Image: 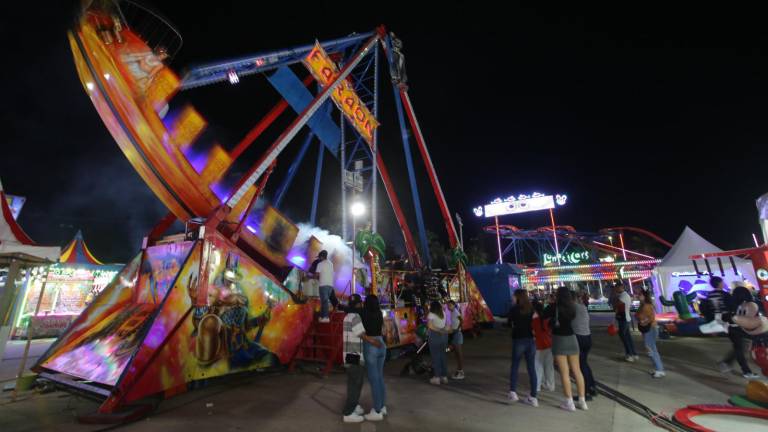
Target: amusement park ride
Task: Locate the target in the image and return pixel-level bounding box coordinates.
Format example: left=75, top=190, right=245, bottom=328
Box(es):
left=31, top=0, right=492, bottom=419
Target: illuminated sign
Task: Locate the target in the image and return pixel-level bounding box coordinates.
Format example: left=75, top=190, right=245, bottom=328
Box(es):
left=543, top=250, right=590, bottom=266
left=303, top=42, right=379, bottom=145
left=474, top=192, right=567, bottom=218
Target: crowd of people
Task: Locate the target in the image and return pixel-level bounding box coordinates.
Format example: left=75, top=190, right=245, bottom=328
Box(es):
left=331, top=248, right=765, bottom=423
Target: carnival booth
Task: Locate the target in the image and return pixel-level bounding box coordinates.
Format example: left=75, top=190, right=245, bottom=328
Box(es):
left=0, top=179, right=60, bottom=361
left=653, top=226, right=757, bottom=312
left=11, top=230, right=122, bottom=339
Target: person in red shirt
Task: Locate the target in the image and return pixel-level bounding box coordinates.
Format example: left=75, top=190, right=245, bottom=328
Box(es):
left=532, top=300, right=555, bottom=392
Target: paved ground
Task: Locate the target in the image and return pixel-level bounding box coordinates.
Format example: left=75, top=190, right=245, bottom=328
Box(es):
left=0, top=313, right=762, bottom=431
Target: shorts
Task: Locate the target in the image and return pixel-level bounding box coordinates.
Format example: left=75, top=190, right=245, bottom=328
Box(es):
left=450, top=330, right=464, bottom=346
left=552, top=334, right=579, bottom=356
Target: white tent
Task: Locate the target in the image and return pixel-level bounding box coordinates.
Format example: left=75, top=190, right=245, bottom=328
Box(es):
left=0, top=179, right=59, bottom=261
left=653, top=226, right=757, bottom=303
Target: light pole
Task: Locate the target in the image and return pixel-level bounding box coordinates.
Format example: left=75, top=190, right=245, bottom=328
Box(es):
left=350, top=202, right=366, bottom=294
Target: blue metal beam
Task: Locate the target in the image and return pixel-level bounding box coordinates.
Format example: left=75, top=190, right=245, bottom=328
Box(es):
left=384, top=35, right=430, bottom=266
left=311, top=140, right=325, bottom=225
left=273, top=133, right=314, bottom=209
left=181, top=32, right=375, bottom=89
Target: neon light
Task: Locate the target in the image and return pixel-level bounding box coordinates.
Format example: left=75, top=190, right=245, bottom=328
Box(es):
left=475, top=192, right=567, bottom=218
left=543, top=250, right=589, bottom=266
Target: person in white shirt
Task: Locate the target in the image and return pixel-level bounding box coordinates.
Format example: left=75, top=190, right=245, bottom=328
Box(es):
left=427, top=301, right=452, bottom=385
left=613, top=283, right=638, bottom=361
left=314, top=250, right=335, bottom=323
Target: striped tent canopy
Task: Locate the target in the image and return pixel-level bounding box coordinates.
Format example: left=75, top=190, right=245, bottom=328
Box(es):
left=60, top=230, right=103, bottom=265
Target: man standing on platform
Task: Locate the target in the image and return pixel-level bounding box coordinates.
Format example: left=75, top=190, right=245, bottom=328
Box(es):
left=315, top=250, right=334, bottom=323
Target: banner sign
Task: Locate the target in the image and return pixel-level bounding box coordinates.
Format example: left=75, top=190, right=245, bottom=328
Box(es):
left=303, top=42, right=379, bottom=145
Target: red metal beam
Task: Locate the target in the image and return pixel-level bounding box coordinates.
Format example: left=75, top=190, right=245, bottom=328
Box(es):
left=398, top=88, right=459, bottom=248
left=600, top=226, right=674, bottom=248
left=229, top=75, right=315, bottom=161
left=375, top=151, right=422, bottom=268
left=688, top=246, right=765, bottom=259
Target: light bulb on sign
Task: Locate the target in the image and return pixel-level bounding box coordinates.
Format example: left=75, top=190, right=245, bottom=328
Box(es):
left=473, top=206, right=484, bottom=217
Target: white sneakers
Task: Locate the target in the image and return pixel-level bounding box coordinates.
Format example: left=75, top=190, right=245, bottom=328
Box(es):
left=343, top=413, right=364, bottom=423
left=743, top=373, right=760, bottom=379
left=625, top=355, right=639, bottom=362
left=364, top=408, right=384, bottom=422
left=576, top=398, right=589, bottom=411
left=429, top=377, right=441, bottom=385
left=342, top=405, right=366, bottom=423
left=559, top=398, right=576, bottom=412
left=522, top=395, right=539, bottom=407
left=440, top=377, right=449, bottom=384
left=452, top=370, right=465, bottom=380
left=509, top=391, right=538, bottom=407
left=559, top=398, right=588, bottom=412
left=650, top=370, right=666, bottom=379
left=508, top=391, right=519, bottom=403
left=344, top=406, right=386, bottom=423
left=318, top=317, right=330, bottom=323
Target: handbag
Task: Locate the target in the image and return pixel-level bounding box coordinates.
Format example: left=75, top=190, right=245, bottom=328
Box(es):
left=345, top=353, right=361, bottom=365
left=607, top=323, right=618, bottom=336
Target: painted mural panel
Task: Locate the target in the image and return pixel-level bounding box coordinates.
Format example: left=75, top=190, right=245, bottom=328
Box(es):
left=123, top=233, right=312, bottom=403
left=37, top=254, right=146, bottom=385
left=135, top=241, right=194, bottom=304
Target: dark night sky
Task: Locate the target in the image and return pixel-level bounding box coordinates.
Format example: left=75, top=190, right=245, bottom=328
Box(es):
left=2, top=1, right=768, bottom=263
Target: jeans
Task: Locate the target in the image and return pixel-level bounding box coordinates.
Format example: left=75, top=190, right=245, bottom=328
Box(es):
left=617, top=318, right=638, bottom=356
left=429, top=330, right=449, bottom=378
left=342, top=364, right=365, bottom=416
left=534, top=348, right=555, bottom=392
left=510, top=338, right=538, bottom=397
left=723, top=327, right=752, bottom=374
left=319, top=285, right=332, bottom=318
left=576, top=334, right=595, bottom=390
left=643, top=327, right=664, bottom=372
left=363, top=337, right=387, bottom=412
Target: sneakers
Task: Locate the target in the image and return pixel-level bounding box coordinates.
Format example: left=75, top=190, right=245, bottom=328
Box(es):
left=354, top=405, right=364, bottom=415
left=718, top=362, right=732, bottom=373
left=440, top=377, right=449, bottom=384
left=559, top=398, right=576, bottom=412
left=633, top=355, right=640, bottom=361
left=452, top=370, right=465, bottom=380
left=508, top=391, right=519, bottom=403
left=318, top=317, right=330, bottom=323
left=343, top=413, right=365, bottom=423
left=576, top=398, right=589, bottom=411
left=381, top=406, right=388, bottom=416
left=522, top=395, right=539, bottom=407
left=573, top=395, right=594, bottom=402
left=544, top=384, right=556, bottom=392
left=651, top=371, right=666, bottom=379
left=625, top=355, right=636, bottom=363
left=743, top=372, right=760, bottom=379
left=363, top=409, right=384, bottom=422
left=429, top=377, right=441, bottom=385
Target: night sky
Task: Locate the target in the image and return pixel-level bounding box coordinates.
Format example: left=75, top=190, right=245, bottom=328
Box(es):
left=2, top=1, right=768, bottom=263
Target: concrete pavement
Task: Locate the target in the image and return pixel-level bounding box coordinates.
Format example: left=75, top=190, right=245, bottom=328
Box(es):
left=0, top=314, right=762, bottom=431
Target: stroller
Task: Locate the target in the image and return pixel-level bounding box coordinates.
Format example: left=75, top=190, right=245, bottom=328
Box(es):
left=399, top=337, right=433, bottom=376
